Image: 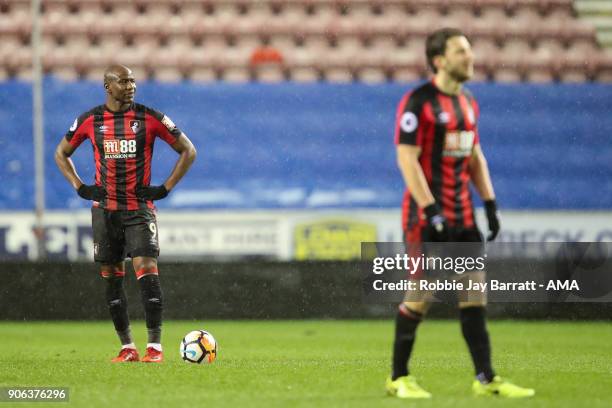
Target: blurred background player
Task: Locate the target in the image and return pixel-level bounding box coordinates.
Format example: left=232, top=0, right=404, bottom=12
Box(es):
left=386, top=28, right=534, bottom=398
left=54, top=64, right=197, bottom=363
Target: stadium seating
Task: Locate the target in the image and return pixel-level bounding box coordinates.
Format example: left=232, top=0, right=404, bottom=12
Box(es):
left=0, top=0, right=611, bottom=82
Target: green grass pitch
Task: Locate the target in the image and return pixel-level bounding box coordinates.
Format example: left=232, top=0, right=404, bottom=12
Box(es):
left=1, top=320, right=611, bottom=407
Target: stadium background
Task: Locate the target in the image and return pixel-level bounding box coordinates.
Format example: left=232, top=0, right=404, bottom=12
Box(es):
left=1, top=1, right=612, bottom=317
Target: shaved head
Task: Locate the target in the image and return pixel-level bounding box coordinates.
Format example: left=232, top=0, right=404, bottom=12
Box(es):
left=104, top=64, right=132, bottom=83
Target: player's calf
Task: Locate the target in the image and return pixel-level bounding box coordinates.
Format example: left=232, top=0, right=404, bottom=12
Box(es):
left=460, top=306, right=495, bottom=382
left=135, top=262, right=164, bottom=355
left=391, top=303, right=423, bottom=380
left=102, top=266, right=134, bottom=349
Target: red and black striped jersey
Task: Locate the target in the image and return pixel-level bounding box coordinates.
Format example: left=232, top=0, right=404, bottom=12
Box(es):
left=394, top=80, right=480, bottom=231
left=64, top=103, right=182, bottom=211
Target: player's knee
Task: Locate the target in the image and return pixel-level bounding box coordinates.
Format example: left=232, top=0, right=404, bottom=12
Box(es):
left=134, top=259, right=158, bottom=279
left=100, top=265, right=125, bottom=279
left=459, top=300, right=487, bottom=310
left=401, top=301, right=429, bottom=318
left=136, top=267, right=158, bottom=279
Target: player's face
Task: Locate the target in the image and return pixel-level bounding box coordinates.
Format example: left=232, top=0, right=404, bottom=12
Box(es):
left=107, top=72, right=136, bottom=104
left=441, top=36, right=474, bottom=82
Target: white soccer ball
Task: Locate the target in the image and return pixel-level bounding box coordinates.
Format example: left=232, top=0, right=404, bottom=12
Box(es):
left=179, top=330, right=217, bottom=364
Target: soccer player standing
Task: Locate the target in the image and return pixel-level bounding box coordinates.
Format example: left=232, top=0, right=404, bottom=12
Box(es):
left=54, top=64, right=196, bottom=363
left=386, top=29, right=534, bottom=398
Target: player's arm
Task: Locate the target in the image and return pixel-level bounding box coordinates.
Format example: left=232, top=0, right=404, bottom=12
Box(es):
left=395, top=92, right=447, bottom=239
left=396, top=144, right=447, bottom=239
left=54, top=137, right=105, bottom=201
left=163, top=133, right=197, bottom=191
left=469, top=144, right=495, bottom=201
left=137, top=133, right=197, bottom=201
left=469, top=144, right=500, bottom=240
left=54, top=138, right=82, bottom=189
left=396, top=145, right=434, bottom=208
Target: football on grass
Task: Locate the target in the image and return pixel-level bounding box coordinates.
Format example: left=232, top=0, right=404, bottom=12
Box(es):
left=180, top=330, right=217, bottom=364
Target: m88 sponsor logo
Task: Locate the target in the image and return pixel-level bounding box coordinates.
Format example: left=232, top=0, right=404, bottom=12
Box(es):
left=443, top=130, right=475, bottom=158
left=104, top=139, right=137, bottom=159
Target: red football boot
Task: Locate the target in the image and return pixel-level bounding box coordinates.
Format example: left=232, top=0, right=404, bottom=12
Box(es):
left=141, top=347, right=163, bottom=363
left=111, top=347, right=140, bottom=363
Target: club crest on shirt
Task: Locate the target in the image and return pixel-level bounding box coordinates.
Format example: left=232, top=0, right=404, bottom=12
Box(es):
left=130, top=120, right=140, bottom=133
left=161, top=115, right=177, bottom=131
left=438, top=111, right=450, bottom=124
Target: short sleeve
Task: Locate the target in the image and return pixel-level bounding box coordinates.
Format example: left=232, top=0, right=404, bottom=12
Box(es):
left=64, top=114, right=92, bottom=148
left=394, top=92, right=424, bottom=146
left=150, top=109, right=182, bottom=145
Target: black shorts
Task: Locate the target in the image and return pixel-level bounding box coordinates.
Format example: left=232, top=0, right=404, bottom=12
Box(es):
left=405, top=225, right=484, bottom=243
left=434, top=227, right=483, bottom=243
left=92, top=207, right=160, bottom=264
left=404, top=226, right=485, bottom=278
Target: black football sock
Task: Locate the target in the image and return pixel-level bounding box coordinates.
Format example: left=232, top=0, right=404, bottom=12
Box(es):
left=147, top=328, right=162, bottom=345
left=138, top=274, right=163, bottom=344
left=116, top=328, right=133, bottom=346
left=460, top=306, right=495, bottom=382
left=391, top=308, right=422, bottom=380
left=105, top=277, right=132, bottom=345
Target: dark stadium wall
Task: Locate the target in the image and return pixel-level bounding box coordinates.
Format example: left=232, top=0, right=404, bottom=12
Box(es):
left=0, top=80, right=611, bottom=210
left=1, top=261, right=611, bottom=320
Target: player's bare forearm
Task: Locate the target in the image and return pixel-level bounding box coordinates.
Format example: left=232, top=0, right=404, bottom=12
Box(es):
left=163, top=133, right=197, bottom=191
left=54, top=138, right=84, bottom=190
left=396, top=145, right=435, bottom=208
left=469, top=145, right=495, bottom=201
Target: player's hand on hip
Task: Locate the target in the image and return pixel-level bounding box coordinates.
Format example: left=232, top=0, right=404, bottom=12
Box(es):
left=484, top=199, right=500, bottom=241
left=424, top=203, right=449, bottom=242
left=77, top=184, right=106, bottom=201
left=137, top=185, right=169, bottom=201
